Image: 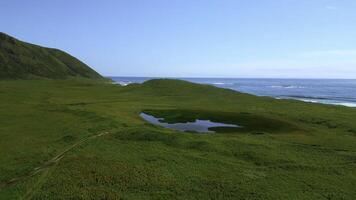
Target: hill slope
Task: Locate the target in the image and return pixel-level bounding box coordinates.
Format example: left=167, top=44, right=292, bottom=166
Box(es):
left=0, top=79, right=356, bottom=199
left=0, top=32, right=103, bottom=79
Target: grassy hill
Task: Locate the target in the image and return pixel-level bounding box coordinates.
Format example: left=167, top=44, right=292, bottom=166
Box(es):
left=0, top=78, right=356, bottom=199
left=0, top=32, right=103, bottom=79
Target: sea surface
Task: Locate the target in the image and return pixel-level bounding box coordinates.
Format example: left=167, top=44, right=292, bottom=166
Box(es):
left=109, top=77, right=356, bottom=108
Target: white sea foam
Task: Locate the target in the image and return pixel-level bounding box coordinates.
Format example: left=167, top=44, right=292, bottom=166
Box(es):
left=298, top=99, right=320, bottom=103
left=212, top=82, right=233, bottom=85
left=118, top=81, right=131, bottom=86
left=330, top=102, right=356, bottom=107
left=269, top=85, right=306, bottom=89
left=277, top=97, right=356, bottom=108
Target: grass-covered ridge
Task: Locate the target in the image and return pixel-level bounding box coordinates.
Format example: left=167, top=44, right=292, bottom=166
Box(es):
left=0, top=78, right=356, bottom=199
left=0, top=32, right=103, bottom=80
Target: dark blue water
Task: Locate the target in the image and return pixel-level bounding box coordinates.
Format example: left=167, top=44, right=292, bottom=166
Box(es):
left=109, top=77, right=356, bottom=107
left=140, top=113, right=240, bottom=133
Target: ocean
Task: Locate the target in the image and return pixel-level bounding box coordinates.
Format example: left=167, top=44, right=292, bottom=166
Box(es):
left=108, top=77, right=356, bottom=108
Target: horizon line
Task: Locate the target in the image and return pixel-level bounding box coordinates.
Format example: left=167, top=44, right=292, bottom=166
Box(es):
left=104, top=75, right=356, bottom=80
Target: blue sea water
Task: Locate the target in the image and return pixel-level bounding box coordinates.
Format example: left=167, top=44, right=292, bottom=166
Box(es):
left=109, top=77, right=356, bottom=108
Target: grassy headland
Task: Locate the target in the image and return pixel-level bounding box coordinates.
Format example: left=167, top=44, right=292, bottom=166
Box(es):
left=1, top=33, right=355, bottom=199
left=0, top=78, right=356, bottom=199
left=0, top=33, right=103, bottom=80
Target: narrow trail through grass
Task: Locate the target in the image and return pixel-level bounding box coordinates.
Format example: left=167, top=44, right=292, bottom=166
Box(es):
left=1, top=79, right=356, bottom=199
left=0, top=131, right=110, bottom=194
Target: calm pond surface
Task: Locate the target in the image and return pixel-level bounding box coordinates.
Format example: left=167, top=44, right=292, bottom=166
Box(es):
left=140, top=113, right=240, bottom=133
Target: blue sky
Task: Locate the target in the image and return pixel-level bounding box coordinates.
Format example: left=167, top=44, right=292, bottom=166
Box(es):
left=1, top=0, right=356, bottom=78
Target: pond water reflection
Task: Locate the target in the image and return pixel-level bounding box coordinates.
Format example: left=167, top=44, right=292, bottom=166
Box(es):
left=140, top=112, right=240, bottom=133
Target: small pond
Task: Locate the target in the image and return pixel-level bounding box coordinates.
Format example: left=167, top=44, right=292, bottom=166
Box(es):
left=140, top=112, right=240, bottom=133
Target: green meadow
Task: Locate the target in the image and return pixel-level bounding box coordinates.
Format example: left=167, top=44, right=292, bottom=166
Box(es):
left=0, top=78, right=356, bottom=199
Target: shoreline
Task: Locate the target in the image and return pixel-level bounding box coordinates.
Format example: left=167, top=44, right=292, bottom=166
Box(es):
left=111, top=77, right=356, bottom=108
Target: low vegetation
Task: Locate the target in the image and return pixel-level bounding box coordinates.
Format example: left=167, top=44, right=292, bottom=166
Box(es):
left=1, top=78, right=356, bottom=199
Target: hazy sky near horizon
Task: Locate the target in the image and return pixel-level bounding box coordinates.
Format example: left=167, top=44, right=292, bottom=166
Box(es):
left=1, top=0, right=356, bottom=78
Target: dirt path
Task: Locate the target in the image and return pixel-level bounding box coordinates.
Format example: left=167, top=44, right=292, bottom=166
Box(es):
left=0, top=131, right=110, bottom=192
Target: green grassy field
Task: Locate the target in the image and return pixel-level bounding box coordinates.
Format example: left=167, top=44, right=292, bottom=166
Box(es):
left=1, top=78, right=356, bottom=199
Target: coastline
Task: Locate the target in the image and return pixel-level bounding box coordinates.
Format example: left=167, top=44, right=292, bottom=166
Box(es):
left=109, top=76, right=356, bottom=108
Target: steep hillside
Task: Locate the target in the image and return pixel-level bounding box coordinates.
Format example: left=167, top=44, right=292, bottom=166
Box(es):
left=0, top=32, right=103, bottom=79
